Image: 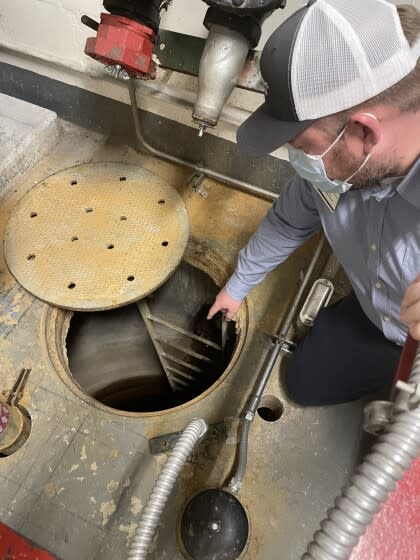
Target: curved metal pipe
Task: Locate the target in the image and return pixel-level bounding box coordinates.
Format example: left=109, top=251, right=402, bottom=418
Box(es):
left=303, top=342, right=420, bottom=560
left=128, top=78, right=278, bottom=202
left=128, top=419, right=208, bottom=560
left=229, top=235, right=326, bottom=493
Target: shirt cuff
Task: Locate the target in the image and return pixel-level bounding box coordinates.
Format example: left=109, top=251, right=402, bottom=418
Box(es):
left=225, top=272, right=252, bottom=301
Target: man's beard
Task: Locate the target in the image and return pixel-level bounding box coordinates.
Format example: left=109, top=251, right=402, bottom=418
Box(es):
left=329, top=144, right=402, bottom=189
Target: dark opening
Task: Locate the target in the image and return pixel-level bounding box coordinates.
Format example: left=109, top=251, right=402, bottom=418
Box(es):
left=257, top=395, right=283, bottom=422
left=66, top=262, right=237, bottom=412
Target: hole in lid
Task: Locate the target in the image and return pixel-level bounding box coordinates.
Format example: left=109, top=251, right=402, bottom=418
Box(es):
left=159, top=42, right=166, bottom=51
left=127, top=275, right=135, bottom=282
left=70, top=180, right=77, bottom=186
left=107, top=244, right=115, bottom=250
left=158, top=199, right=165, bottom=205
left=30, top=212, right=37, bottom=218
left=161, top=241, right=169, bottom=247
left=71, top=236, right=79, bottom=242
left=119, top=177, right=126, bottom=181
left=120, top=216, right=127, bottom=221
left=85, top=208, right=93, bottom=213
left=68, top=283, right=76, bottom=290
left=27, top=254, right=36, bottom=261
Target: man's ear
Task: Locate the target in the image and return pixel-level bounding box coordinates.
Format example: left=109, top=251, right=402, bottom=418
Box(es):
left=348, top=112, right=381, bottom=155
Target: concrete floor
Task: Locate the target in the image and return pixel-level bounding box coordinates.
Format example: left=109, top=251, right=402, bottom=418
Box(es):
left=0, top=106, right=365, bottom=559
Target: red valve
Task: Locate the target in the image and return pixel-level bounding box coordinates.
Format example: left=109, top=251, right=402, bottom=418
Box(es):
left=84, top=13, right=157, bottom=79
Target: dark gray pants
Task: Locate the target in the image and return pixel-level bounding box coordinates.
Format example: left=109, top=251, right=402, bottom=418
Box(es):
left=284, top=292, right=402, bottom=406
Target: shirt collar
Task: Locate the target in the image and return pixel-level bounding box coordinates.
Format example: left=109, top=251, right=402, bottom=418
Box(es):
left=397, top=157, right=420, bottom=209
left=354, top=158, right=420, bottom=207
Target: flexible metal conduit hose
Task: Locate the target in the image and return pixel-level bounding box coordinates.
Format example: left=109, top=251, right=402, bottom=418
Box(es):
left=127, top=79, right=278, bottom=203
left=229, top=235, right=326, bottom=492
left=303, top=342, right=420, bottom=560
left=127, top=419, right=208, bottom=560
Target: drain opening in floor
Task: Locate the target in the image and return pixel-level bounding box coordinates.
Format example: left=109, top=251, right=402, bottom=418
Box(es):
left=66, top=262, right=237, bottom=412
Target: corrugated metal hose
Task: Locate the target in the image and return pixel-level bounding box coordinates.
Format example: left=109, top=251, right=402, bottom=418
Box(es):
left=303, top=341, right=420, bottom=560
left=127, top=418, right=208, bottom=560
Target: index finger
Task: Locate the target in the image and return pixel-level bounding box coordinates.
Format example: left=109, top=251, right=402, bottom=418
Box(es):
left=401, top=273, right=420, bottom=311
left=207, top=302, right=221, bottom=320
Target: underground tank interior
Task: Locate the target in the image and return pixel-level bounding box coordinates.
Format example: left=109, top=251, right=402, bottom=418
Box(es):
left=66, top=261, right=238, bottom=413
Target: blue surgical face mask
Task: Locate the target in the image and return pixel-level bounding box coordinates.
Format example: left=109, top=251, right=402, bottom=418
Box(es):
left=287, top=115, right=375, bottom=194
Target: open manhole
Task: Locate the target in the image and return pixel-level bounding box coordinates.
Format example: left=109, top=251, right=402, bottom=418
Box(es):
left=42, top=243, right=248, bottom=416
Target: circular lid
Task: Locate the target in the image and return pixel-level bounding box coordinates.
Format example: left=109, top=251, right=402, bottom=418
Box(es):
left=4, top=162, right=189, bottom=310
left=179, top=489, right=249, bottom=560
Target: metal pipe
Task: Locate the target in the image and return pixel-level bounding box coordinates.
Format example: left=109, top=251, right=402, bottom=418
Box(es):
left=303, top=341, right=420, bottom=560
left=229, top=235, right=326, bottom=492
left=192, top=24, right=251, bottom=132
left=128, top=419, right=208, bottom=560
left=128, top=78, right=278, bottom=202
left=133, top=78, right=252, bottom=126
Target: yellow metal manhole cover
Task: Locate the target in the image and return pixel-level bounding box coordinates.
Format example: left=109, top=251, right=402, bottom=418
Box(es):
left=4, top=162, right=189, bottom=310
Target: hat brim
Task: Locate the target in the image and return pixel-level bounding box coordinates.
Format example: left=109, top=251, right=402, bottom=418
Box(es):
left=237, top=102, right=314, bottom=158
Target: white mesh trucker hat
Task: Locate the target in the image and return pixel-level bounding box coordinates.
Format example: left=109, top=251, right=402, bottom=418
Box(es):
left=238, top=0, right=420, bottom=157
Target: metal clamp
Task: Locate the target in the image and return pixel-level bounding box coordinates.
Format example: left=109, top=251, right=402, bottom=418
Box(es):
left=363, top=380, right=420, bottom=435
left=105, top=64, right=130, bottom=81
left=395, top=380, right=420, bottom=410
left=280, top=339, right=297, bottom=357
left=187, top=172, right=208, bottom=198
left=363, top=400, right=394, bottom=435
left=244, top=411, right=254, bottom=422
left=229, top=477, right=242, bottom=494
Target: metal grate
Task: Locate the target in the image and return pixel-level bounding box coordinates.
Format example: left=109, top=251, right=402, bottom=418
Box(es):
left=137, top=300, right=222, bottom=391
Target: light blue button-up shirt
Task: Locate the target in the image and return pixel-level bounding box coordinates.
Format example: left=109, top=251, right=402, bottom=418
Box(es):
left=226, top=158, right=420, bottom=346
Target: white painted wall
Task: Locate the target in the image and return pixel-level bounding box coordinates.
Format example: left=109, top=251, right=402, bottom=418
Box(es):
left=0, top=0, right=303, bottom=148
left=0, top=0, right=418, bottom=147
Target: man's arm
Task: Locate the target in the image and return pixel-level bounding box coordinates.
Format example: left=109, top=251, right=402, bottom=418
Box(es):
left=208, top=174, right=322, bottom=319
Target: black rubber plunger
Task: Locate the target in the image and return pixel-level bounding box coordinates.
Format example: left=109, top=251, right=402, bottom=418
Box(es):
left=179, top=489, right=249, bottom=560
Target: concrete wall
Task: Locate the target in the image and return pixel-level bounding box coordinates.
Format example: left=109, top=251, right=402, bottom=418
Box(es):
left=0, top=0, right=418, bottom=146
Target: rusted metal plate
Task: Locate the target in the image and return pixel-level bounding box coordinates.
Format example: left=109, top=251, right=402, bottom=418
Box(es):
left=149, top=422, right=227, bottom=454
left=4, top=162, right=189, bottom=311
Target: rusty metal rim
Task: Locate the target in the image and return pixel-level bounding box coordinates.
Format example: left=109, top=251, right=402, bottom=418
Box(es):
left=0, top=405, right=32, bottom=456
left=39, top=242, right=250, bottom=418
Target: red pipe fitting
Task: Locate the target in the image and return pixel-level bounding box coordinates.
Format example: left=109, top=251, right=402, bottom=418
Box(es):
left=85, top=13, right=157, bottom=79
left=391, top=333, right=419, bottom=399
